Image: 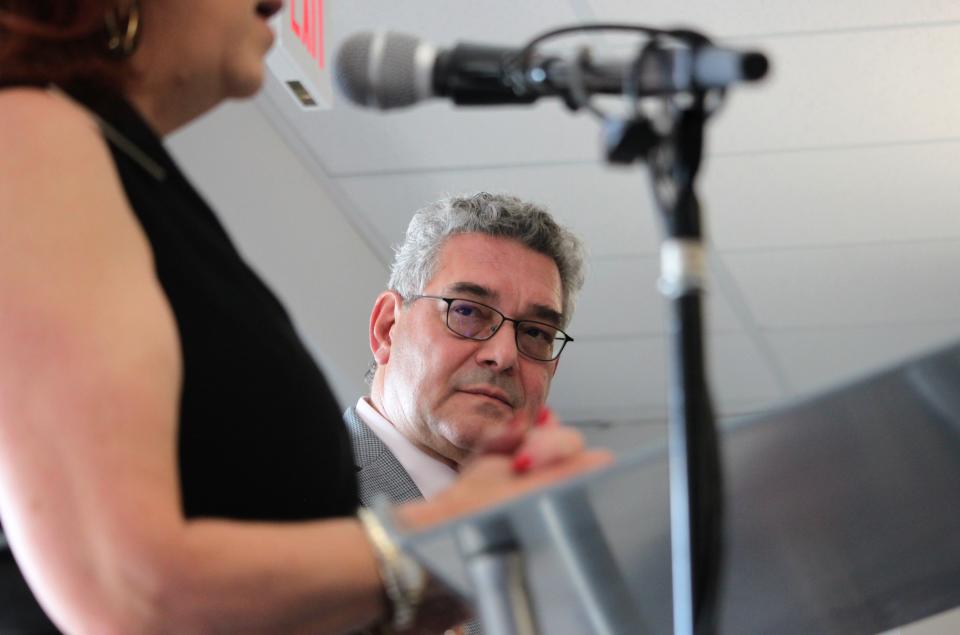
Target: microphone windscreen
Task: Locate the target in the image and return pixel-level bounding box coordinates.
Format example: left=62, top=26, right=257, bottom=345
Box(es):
left=335, top=32, right=424, bottom=109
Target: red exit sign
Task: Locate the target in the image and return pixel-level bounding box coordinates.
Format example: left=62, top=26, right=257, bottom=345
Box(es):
left=289, top=0, right=324, bottom=68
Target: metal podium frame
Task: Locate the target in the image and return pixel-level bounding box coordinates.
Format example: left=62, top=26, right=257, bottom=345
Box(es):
left=374, top=339, right=960, bottom=634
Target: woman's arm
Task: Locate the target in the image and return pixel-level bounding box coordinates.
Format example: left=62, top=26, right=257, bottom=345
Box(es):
left=0, top=89, right=387, bottom=635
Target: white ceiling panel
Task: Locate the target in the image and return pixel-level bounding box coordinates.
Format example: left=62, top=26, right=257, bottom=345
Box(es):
left=767, top=322, right=960, bottom=397
left=702, top=141, right=960, bottom=251
left=708, top=332, right=785, bottom=412
left=584, top=0, right=960, bottom=38
left=709, top=24, right=960, bottom=154
left=285, top=11, right=960, bottom=176
left=303, top=102, right=601, bottom=178
left=335, top=163, right=665, bottom=259
left=722, top=240, right=960, bottom=328
left=328, top=0, right=589, bottom=46
left=548, top=337, right=669, bottom=422
left=548, top=331, right=782, bottom=423
left=572, top=256, right=744, bottom=337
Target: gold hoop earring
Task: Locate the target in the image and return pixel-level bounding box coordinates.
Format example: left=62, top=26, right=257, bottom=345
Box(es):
left=105, top=0, right=141, bottom=58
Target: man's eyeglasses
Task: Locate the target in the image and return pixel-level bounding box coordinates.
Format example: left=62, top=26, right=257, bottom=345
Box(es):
left=411, top=295, right=574, bottom=362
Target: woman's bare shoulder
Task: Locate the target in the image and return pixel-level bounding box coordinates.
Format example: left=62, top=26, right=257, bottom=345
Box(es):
left=0, top=86, right=133, bottom=214
left=0, top=87, right=125, bottom=202
left=0, top=86, right=102, bottom=149
left=0, top=86, right=154, bottom=287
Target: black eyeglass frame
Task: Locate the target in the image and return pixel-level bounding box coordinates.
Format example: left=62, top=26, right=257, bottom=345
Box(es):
left=410, top=295, right=574, bottom=362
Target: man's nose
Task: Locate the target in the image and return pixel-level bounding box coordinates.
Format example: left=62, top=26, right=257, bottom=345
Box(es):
left=476, top=322, right=518, bottom=370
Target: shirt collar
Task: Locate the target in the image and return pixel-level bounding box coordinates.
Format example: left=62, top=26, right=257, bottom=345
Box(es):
left=355, top=397, right=457, bottom=500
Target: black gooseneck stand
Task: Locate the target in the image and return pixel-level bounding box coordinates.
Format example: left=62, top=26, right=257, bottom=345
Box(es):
left=601, top=32, right=727, bottom=635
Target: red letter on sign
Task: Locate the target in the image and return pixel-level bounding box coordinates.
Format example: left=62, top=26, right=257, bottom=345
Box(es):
left=289, top=0, right=324, bottom=68
left=290, top=0, right=300, bottom=37
left=303, top=0, right=316, bottom=58
left=314, top=0, right=325, bottom=69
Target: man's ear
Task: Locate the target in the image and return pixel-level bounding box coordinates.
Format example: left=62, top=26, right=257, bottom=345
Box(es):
left=369, top=290, right=403, bottom=365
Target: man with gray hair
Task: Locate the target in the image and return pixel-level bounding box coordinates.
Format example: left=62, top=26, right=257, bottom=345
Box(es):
left=344, top=192, right=586, bottom=508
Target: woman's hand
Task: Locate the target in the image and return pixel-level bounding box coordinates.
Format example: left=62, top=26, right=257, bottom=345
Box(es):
left=386, top=407, right=612, bottom=633
left=399, top=407, right=613, bottom=530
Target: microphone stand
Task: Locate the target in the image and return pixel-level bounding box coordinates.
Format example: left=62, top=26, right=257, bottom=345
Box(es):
left=350, top=24, right=759, bottom=634
left=604, top=51, right=725, bottom=635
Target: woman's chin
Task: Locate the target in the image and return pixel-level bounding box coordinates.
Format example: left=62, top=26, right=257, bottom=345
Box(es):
left=227, top=69, right=265, bottom=99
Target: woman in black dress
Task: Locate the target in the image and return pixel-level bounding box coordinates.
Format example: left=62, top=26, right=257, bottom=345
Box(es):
left=0, top=1, right=610, bottom=633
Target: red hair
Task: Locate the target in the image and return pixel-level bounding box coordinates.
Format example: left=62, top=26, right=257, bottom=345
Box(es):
left=0, top=0, right=128, bottom=89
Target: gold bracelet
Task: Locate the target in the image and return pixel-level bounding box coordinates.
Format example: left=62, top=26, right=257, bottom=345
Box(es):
left=358, top=507, right=427, bottom=631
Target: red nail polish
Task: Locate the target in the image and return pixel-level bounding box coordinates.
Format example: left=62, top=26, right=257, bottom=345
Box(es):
left=535, top=407, right=550, bottom=426
left=512, top=454, right=533, bottom=473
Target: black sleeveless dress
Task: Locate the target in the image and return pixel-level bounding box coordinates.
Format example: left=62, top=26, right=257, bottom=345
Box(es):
left=0, top=85, right=359, bottom=632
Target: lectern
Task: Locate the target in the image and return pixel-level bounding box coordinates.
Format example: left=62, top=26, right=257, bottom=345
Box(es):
left=373, top=339, right=960, bottom=634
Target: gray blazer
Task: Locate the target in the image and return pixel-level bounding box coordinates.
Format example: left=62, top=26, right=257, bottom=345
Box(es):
left=343, top=405, right=423, bottom=506
left=343, top=405, right=483, bottom=635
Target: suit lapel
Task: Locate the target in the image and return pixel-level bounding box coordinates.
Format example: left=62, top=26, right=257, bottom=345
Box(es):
left=343, top=406, right=424, bottom=506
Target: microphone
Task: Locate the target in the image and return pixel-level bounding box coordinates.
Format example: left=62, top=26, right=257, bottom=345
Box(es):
left=335, top=31, right=768, bottom=110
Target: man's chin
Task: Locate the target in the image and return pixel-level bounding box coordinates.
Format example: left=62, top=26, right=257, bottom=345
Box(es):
left=471, top=398, right=515, bottom=420
left=440, top=413, right=512, bottom=454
